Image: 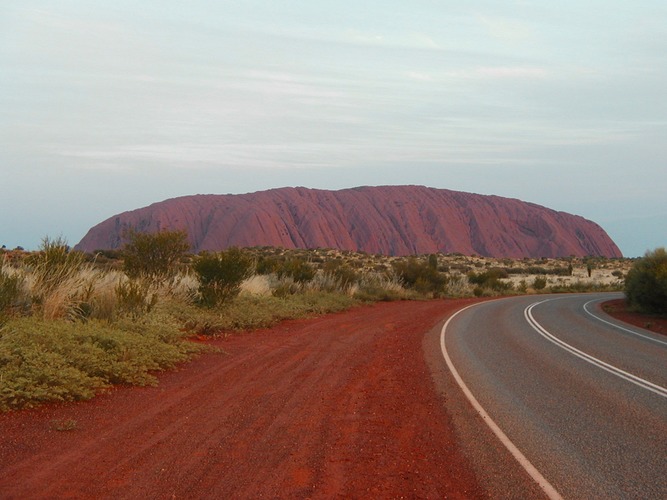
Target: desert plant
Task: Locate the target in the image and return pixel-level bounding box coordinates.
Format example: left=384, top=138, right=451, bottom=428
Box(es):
left=122, top=230, right=189, bottom=284
left=533, top=276, right=547, bottom=290
left=193, top=248, right=255, bottom=307
left=467, top=268, right=512, bottom=293
left=27, top=237, right=86, bottom=301
left=276, top=257, right=315, bottom=283
left=0, top=315, right=199, bottom=410
left=624, top=248, right=667, bottom=314
left=322, top=260, right=359, bottom=289
left=115, top=278, right=158, bottom=318
left=392, top=257, right=447, bottom=296
left=0, top=268, right=25, bottom=322
left=24, top=236, right=101, bottom=319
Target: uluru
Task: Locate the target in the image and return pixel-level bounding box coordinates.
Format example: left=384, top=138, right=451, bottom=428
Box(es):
left=75, top=185, right=622, bottom=258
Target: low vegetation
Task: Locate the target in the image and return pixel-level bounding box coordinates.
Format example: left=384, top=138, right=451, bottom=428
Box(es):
left=624, top=247, right=667, bottom=314
left=0, top=232, right=633, bottom=411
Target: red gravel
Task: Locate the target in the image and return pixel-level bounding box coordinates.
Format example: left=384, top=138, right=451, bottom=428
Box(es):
left=0, top=299, right=488, bottom=499
left=602, top=299, right=667, bottom=336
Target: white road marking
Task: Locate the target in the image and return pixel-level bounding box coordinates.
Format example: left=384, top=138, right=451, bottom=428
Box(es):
left=440, top=302, right=564, bottom=500
left=525, top=300, right=667, bottom=398
left=582, top=298, right=667, bottom=347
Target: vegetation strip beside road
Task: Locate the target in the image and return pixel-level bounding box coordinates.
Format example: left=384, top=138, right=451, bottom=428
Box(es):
left=1, top=233, right=636, bottom=411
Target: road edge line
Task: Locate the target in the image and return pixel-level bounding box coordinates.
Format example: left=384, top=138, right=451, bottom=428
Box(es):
left=440, top=302, right=564, bottom=500
left=582, top=298, right=667, bottom=347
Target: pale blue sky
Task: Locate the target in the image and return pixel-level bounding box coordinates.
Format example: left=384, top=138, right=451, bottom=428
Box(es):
left=1, top=1, right=665, bottom=256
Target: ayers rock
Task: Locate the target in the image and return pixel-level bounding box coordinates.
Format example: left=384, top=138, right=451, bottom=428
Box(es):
left=75, top=186, right=622, bottom=258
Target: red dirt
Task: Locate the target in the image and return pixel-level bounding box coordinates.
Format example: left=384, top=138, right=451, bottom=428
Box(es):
left=602, top=299, right=667, bottom=336
left=0, top=299, right=489, bottom=499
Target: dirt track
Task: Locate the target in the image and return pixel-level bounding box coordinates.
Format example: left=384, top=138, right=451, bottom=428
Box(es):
left=0, top=299, right=489, bottom=499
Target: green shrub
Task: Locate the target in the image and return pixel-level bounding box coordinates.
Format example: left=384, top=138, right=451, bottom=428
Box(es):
left=115, top=279, right=158, bottom=318
left=624, top=248, right=667, bottom=314
left=467, top=268, right=512, bottom=292
left=322, top=260, right=359, bottom=289
left=0, top=316, right=198, bottom=410
left=392, top=257, right=447, bottom=296
left=533, top=276, right=547, bottom=290
left=277, top=258, right=315, bottom=283
left=122, top=230, right=189, bottom=283
left=194, top=248, right=254, bottom=307
left=0, top=269, right=24, bottom=321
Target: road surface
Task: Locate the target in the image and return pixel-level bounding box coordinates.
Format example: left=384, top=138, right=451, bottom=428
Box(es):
left=440, top=293, right=667, bottom=499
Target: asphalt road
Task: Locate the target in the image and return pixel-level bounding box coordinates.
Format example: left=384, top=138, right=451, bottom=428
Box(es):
left=441, top=293, right=667, bottom=499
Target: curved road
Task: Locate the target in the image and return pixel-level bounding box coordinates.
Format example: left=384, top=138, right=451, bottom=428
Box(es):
left=441, top=293, right=667, bottom=499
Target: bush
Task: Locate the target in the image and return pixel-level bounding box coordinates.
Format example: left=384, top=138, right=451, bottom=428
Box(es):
left=392, top=257, right=447, bottom=296
left=533, top=277, right=547, bottom=290
left=194, top=248, right=255, bottom=307
left=625, top=248, right=667, bottom=314
left=467, top=268, right=512, bottom=292
left=115, top=279, right=158, bottom=318
left=0, top=269, right=25, bottom=322
left=277, top=258, right=316, bottom=283
left=122, top=230, right=189, bottom=283
left=322, top=260, right=359, bottom=289
left=0, top=316, right=198, bottom=410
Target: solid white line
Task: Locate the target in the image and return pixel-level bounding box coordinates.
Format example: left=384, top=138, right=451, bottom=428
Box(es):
left=525, top=301, right=667, bottom=399
left=440, top=302, right=564, bottom=500
left=582, top=299, right=667, bottom=347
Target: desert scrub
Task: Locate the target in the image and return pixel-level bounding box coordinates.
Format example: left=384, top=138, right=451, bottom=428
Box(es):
left=25, top=236, right=97, bottom=320
left=624, top=247, right=667, bottom=314
left=174, top=292, right=358, bottom=335
left=0, top=315, right=201, bottom=411
left=0, top=267, right=26, bottom=322
left=193, top=248, right=254, bottom=307
left=122, top=229, right=190, bottom=284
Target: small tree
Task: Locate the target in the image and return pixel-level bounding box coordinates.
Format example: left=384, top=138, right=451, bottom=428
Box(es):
left=194, top=248, right=254, bottom=307
left=625, top=248, right=667, bottom=314
left=122, top=230, right=189, bottom=283
left=393, top=257, right=448, bottom=296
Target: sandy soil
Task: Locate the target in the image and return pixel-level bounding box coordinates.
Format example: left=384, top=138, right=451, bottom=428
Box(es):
left=602, top=298, right=667, bottom=336
left=0, top=299, right=488, bottom=499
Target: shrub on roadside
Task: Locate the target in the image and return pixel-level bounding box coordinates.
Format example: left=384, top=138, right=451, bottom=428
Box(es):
left=193, top=248, right=255, bottom=307
left=0, top=316, right=199, bottom=410
left=122, top=230, right=189, bottom=284
left=392, top=257, right=447, bottom=296
left=624, top=248, right=667, bottom=314
left=276, top=257, right=316, bottom=283
left=0, top=268, right=25, bottom=322
left=24, top=236, right=99, bottom=320
left=115, top=278, right=158, bottom=318
left=467, top=268, right=512, bottom=293
left=533, top=276, right=547, bottom=290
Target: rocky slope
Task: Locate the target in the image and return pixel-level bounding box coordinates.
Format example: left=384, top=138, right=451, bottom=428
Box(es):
left=75, top=186, right=622, bottom=258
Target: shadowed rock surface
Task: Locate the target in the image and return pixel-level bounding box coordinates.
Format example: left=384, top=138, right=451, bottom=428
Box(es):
left=75, top=185, right=622, bottom=257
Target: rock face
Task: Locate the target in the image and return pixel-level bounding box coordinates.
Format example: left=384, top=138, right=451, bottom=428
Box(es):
left=75, top=186, right=622, bottom=258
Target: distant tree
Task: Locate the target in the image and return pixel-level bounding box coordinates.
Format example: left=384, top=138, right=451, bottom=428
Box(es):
left=122, top=230, right=189, bottom=283
left=624, top=248, right=667, bottom=314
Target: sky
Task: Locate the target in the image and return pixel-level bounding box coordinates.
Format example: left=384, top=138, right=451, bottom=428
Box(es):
left=1, top=1, right=665, bottom=257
